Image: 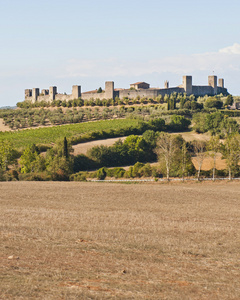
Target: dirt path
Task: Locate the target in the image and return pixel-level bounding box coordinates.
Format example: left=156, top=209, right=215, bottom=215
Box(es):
left=73, top=136, right=127, bottom=155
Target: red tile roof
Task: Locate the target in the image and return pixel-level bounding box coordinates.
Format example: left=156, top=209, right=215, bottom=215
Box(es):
left=131, top=82, right=149, bottom=85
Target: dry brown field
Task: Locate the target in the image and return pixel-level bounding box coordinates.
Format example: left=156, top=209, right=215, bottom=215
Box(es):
left=72, top=137, right=127, bottom=156
left=0, top=118, right=11, bottom=132
left=1, top=181, right=240, bottom=299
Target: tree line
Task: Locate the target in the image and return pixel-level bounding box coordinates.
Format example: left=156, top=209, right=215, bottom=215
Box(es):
left=1, top=130, right=240, bottom=182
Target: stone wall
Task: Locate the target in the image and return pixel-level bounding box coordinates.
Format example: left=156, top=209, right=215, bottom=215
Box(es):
left=157, top=87, right=185, bottom=96
left=192, top=86, right=213, bottom=97
left=24, top=75, right=229, bottom=103
left=117, top=89, right=158, bottom=99
left=81, top=92, right=109, bottom=101
left=54, top=94, right=74, bottom=101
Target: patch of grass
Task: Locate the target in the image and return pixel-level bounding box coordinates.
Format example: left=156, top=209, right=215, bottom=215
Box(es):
left=0, top=119, right=138, bottom=149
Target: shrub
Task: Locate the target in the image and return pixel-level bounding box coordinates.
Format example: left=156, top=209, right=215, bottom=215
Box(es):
left=96, top=167, right=107, bottom=180
left=168, top=115, right=191, bottom=131
left=204, top=97, right=223, bottom=109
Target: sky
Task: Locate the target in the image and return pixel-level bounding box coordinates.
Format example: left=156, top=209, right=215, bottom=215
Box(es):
left=0, top=0, right=240, bottom=106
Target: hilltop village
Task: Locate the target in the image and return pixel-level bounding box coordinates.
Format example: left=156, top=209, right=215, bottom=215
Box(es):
left=24, top=75, right=228, bottom=103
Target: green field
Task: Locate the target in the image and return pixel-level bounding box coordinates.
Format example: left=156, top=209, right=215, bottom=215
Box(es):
left=0, top=119, right=138, bottom=149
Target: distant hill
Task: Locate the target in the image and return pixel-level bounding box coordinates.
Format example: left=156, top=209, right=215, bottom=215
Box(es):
left=0, top=106, right=17, bottom=110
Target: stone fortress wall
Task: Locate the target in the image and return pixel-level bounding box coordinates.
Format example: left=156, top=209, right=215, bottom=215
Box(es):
left=24, top=75, right=228, bottom=103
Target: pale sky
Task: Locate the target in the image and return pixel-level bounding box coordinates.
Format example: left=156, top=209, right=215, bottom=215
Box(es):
left=0, top=0, right=240, bottom=106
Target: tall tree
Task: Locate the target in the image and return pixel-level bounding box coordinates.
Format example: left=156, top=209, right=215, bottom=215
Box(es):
left=192, top=140, right=206, bottom=181
left=207, top=136, right=221, bottom=181
left=221, top=133, right=240, bottom=180
left=0, top=141, right=18, bottom=171
left=63, top=137, right=69, bottom=159
left=46, top=137, right=73, bottom=180
left=181, top=141, right=188, bottom=181
left=155, top=133, right=178, bottom=181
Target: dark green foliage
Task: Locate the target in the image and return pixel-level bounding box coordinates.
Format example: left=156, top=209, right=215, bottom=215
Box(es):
left=167, top=98, right=176, bottom=110
left=142, top=130, right=158, bottom=148
left=168, top=115, right=191, bottom=132
left=87, top=132, right=158, bottom=168
left=73, top=154, right=98, bottom=172
left=225, top=94, right=233, bottom=106
left=63, top=137, right=69, bottom=159
left=193, top=112, right=239, bottom=136
left=96, top=167, right=107, bottom=180
left=107, top=167, right=126, bottom=178
left=204, top=97, right=223, bottom=109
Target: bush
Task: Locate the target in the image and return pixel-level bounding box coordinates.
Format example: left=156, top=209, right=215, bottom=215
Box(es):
left=96, top=167, right=107, bottom=180
left=113, top=167, right=126, bottom=178
left=70, top=172, right=87, bottom=181
left=204, top=97, right=223, bottom=109
left=168, top=115, right=191, bottom=131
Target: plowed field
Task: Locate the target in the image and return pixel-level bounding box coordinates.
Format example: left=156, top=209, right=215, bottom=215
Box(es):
left=1, top=181, right=239, bottom=299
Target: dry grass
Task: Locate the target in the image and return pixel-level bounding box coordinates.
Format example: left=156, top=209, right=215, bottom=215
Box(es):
left=1, top=181, right=240, bottom=299
left=73, top=137, right=127, bottom=156
left=174, top=131, right=211, bottom=142
left=192, top=153, right=227, bottom=171
left=0, top=118, right=11, bottom=132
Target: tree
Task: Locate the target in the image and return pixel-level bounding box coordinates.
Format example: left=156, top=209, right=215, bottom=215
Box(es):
left=19, top=146, right=39, bottom=173
left=192, top=140, right=206, bottom=180
left=207, top=136, right=221, bottom=181
left=221, top=133, right=240, bottom=180
left=193, top=113, right=208, bottom=133
left=180, top=141, right=188, bottom=181
left=204, top=97, right=223, bottom=109
left=225, top=94, right=233, bottom=106
left=155, top=133, right=179, bottom=181
left=63, top=137, right=69, bottom=159
left=46, top=138, right=74, bottom=180
left=0, top=141, right=18, bottom=171
left=169, top=115, right=191, bottom=132
left=97, top=87, right=103, bottom=93
left=97, top=167, right=107, bottom=180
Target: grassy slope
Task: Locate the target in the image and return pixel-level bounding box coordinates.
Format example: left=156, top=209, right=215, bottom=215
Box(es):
left=0, top=119, right=138, bottom=149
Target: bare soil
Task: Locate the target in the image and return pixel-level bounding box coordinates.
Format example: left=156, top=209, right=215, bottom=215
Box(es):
left=1, top=181, right=239, bottom=299
left=73, top=136, right=127, bottom=155
left=192, top=153, right=227, bottom=170
left=0, top=118, right=11, bottom=132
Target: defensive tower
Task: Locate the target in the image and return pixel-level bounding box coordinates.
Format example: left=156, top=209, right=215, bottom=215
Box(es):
left=72, top=85, right=81, bottom=99
left=218, top=78, right=224, bottom=88
left=49, top=86, right=57, bottom=101
left=105, top=81, right=114, bottom=99
left=208, top=75, right=217, bottom=95
left=182, top=76, right=192, bottom=95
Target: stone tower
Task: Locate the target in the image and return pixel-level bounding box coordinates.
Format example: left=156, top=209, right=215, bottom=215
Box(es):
left=105, top=81, right=114, bottom=99
left=182, top=76, right=192, bottom=95
left=208, top=76, right=217, bottom=95
left=72, top=85, right=81, bottom=99
left=49, top=86, right=57, bottom=101
left=218, top=78, right=224, bottom=88
left=32, top=88, right=39, bottom=102
left=164, top=80, right=169, bottom=88
left=25, top=89, right=32, bottom=98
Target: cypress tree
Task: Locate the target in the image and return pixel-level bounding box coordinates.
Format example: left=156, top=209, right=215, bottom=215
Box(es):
left=63, top=137, right=69, bottom=159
